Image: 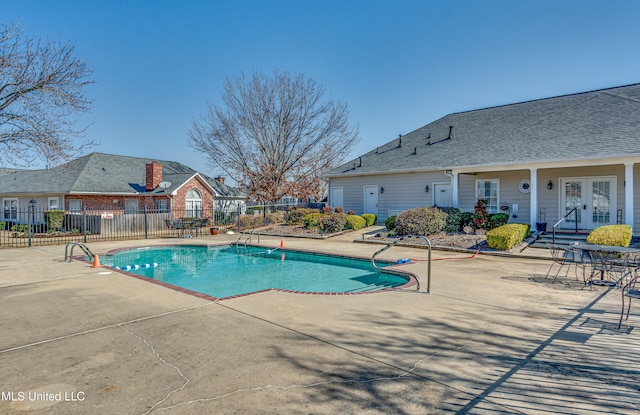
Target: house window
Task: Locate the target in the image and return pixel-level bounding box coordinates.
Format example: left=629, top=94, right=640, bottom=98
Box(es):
left=3, top=198, right=18, bottom=221
left=68, top=199, right=82, bottom=214
left=48, top=197, right=60, bottom=210
left=125, top=199, right=139, bottom=214
left=156, top=199, right=168, bottom=212
left=186, top=189, right=202, bottom=217
left=476, top=180, right=499, bottom=213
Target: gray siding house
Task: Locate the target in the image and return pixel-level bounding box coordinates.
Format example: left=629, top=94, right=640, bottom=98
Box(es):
left=325, top=83, right=640, bottom=232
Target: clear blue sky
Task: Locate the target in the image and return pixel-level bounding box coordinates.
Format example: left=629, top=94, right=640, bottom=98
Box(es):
left=2, top=0, right=640, bottom=180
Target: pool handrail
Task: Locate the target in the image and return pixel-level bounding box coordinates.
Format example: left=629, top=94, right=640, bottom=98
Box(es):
left=65, top=242, right=95, bottom=262
left=371, top=235, right=432, bottom=294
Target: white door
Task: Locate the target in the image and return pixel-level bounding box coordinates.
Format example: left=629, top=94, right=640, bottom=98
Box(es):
left=434, top=183, right=452, bottom=207
left=560, top=177, right=615, bottom=229
left=331, top=187, right=344, bottom=210
left=363, top=185, right=378, bottom=217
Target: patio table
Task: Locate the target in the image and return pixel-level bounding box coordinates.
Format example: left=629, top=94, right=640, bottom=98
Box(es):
left=572, top=244, right=639, bottom=287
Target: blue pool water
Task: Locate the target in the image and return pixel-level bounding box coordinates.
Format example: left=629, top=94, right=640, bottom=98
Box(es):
left=101, top=245, right=408, bottom=298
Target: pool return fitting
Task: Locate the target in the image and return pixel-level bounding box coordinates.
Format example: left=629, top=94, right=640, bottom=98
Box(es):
left=371, top=235, right=432, bottom=294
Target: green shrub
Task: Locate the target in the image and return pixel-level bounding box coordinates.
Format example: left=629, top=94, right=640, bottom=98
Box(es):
left=361, top=213, right=377, bottom=227
left=318, top=213, right=347, bottom=233
left=0, top=222, right=5, bottom=230
left=586, top=224, right=632, bottom=247
left=488, top=213, right=509, bottom=230
left=395, top=207, right=448, bottom=236
left=486, top=223, right=530, bottom=250
left=285, top=207, right=318, bottom=225
left=345, top=215, right=366, bottom=230
left=44, top=210, right=65, bottom=231
left=385, top=215, right=397, bottom=230
left=438, top=207, right=463, bottom=233
left=460, top=212, right=474, bottom=228
left=303, top=212, right=324, bottom=229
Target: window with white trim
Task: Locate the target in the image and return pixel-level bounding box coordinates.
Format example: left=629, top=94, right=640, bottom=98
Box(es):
left=186, top=189, right=202, bottom=217
left=124, top=199, right=139, bottom=214
left=3, top=198, right=18, bottom=220
left=48, top=197, right=60, bottom=210
left=68, top=199, right=82, bottom=214
left=476, top=180, right=499, bottom=214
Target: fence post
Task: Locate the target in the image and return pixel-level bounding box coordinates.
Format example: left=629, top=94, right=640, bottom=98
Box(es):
left=83, top=206, right=88, bottom=243
left=28, top=204, right=33, bottom=247
left=237, top=203, right=241, bottom=232
left=144, top=205, right=149, bottom=239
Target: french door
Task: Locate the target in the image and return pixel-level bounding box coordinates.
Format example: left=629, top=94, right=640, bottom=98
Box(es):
left=560, top=177, right=616, bottom=229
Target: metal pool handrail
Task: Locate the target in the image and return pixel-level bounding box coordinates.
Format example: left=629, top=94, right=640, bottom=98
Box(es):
left=371, top=235, right=432, bottom=294
left=65, top=242, right=95, bottom=262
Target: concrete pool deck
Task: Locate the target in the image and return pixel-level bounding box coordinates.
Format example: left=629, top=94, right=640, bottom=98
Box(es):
left=0, top=230, right=639, bottom=414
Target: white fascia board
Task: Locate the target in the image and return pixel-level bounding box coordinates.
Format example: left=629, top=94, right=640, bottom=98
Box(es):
left=170, top=173, right=217, bottom=196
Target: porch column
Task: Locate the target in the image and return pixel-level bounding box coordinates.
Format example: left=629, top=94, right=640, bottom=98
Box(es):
left=530, top=168, right=538, bottom=228
left=625, top=163, right=634, bottom=228
left=450, top=171, right=459, bottom=208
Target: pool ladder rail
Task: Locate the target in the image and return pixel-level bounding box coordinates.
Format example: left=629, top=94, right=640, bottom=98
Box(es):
left=371, top=235, right=432, bottom=294
left=65, top=242, right=96, bottom=262
left=234, top=229, right=261, bottom=252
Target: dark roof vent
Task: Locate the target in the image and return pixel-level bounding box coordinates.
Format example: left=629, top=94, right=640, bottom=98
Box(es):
left=426, top=133, right=431, bottom=145
left=412, top=147, right=417, bottom=155
left=358, top=157, right=362, bottom=167
left=448, top=125, right=453, bottom=139
left=398, top=134, right=402, bottom=147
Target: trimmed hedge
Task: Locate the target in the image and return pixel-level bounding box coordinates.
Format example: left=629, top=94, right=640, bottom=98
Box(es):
left=345, top=215, right=367, bottom=230
left=318, top=213, right=347, bottom=233
left=438, top=207, right=463, bottom=233
left=586, top=224, right=632, bottom=247
left=361, top=213, right=377, bottom=227
left=486, top=223, right=531, bottom=250
left=395, top=207, right=448, bottom=236
left=303, top=212, right=324, bottom=229
left=285, top=208, right=318, bottom=225
left=385, top=215, right=397, bottom=230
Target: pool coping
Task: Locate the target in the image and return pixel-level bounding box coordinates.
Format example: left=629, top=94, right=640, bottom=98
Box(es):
left=75, top=242, right=419, bottom=301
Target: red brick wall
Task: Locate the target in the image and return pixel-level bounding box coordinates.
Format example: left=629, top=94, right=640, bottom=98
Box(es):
left=172, top=176, right=215, bottom=214
left=65, top=195, right=171, bottom=212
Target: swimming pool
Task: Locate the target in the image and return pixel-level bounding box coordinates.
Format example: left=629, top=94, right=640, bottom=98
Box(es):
left=101, top=245, right=411, bottom=299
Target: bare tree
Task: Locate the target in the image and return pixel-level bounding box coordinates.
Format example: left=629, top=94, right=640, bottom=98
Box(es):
left=189, top=70, right=359, bottom=202
left=0, top=22, right=95, bottom=167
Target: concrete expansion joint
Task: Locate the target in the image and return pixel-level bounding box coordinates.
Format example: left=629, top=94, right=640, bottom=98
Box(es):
left=154, top=322, right=491, bottom=412
left=117, top=325, right=190, bottom=415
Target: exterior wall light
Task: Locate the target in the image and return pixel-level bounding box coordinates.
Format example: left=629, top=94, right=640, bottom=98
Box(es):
left=425, top=185, right=430, bottom=192
left=547, top=180, right=553, bottom=190
left=380, top=187, right=384, bottom=194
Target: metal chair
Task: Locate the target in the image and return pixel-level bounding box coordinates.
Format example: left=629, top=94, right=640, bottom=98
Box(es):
left=546, top=244, right=576, bottom=283
left=587, top=250, right=630, bottom=287
left=619, top=274, right=640, bottom=329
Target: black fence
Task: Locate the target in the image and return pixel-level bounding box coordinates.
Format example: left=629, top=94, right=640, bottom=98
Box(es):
left=0, top=205, right=241, bottom=248
left=0, top=202, right=329, bottom=248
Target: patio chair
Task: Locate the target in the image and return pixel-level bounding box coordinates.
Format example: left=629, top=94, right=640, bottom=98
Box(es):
left=567, top=241, right=591, bottom=284
left=546, top=244, right=578, bottom=283
left=165, top=219, right=185, bottom=237
left=587, top=250, right=631, bottom=287
left=619, top=275, right=640, bottom=329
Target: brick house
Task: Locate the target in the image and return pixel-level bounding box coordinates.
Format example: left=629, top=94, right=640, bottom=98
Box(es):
left=0, top=152, right=245, bottom=225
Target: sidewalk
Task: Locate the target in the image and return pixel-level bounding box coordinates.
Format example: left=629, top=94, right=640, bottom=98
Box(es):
left=0, top=231, right=638, bottom=414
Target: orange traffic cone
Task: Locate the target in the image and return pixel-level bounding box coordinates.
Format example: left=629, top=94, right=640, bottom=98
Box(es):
left=92, top=255, right=101, bottom=268
left=280, top=239, right=285, bottom=248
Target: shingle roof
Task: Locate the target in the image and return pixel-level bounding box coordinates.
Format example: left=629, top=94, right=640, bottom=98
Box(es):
left=0, top=152, right=245, bottom=198
left=326, top=83, right=640, bottom=177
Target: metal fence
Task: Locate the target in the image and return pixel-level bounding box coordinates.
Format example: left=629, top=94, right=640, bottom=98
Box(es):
left=0, top=202, right=328, bottom=248
left=0, top=205, right=242, bottom=248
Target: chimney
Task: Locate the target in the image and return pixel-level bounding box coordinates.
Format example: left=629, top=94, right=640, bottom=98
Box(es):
left=214, top=176, right=225, bottom=185
left=146, top=161, right=163, bottom=191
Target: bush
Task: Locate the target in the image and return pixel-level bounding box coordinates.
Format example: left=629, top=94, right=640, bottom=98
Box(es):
left=303, top=212, right=324, bottom=229
left=239, top=214, right=263, bottom=228
left=486, top=223, right=531, bottom=250
left=586, top=224, right=632, bottom=247
left=472, top=199, right=490, bottom=230
left=395, top=207, right=448, bottom=236
left=385, top=215, right=397, bottom=230
left=334, top=206, right=344, bottom=213
left=361, top=213, right=377, bottom=227
left=438, top=207, right=463, bottom=233
left=0, top=222, right=5, bottom=230
left=318, top=213, right=347, bottom=233
left=488, top=213, right=509, bottom=230
left=460, top=212, right=474, bottom=228
left=285, top=207, right=318, bottom=225
left=345, top=215, right=366, bottom=230
left=321, top=206, right=333, bottom=214
left=266, top=211, right=285, bottom=224
left=347, top=210, right=356, bottom=215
